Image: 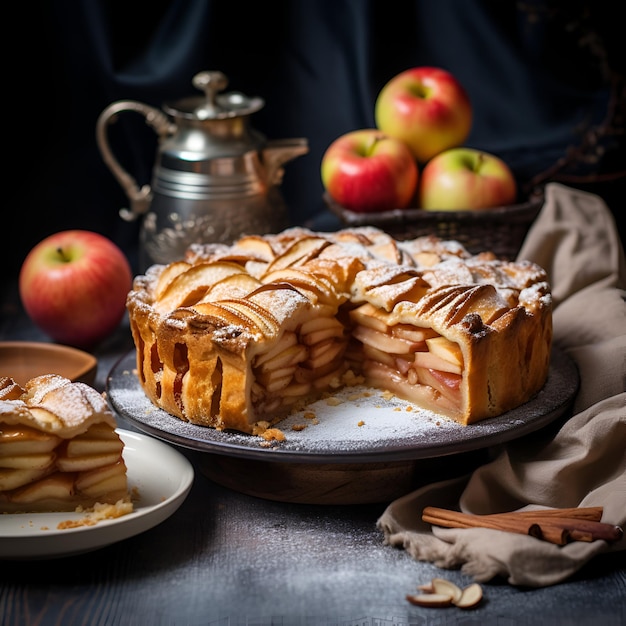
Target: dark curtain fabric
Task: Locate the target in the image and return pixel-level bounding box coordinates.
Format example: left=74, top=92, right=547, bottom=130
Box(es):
left=9, top=0, right=625, bottom=276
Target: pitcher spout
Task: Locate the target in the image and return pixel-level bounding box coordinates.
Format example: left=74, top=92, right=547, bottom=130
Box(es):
left=263, top=138, right=309, bottom=186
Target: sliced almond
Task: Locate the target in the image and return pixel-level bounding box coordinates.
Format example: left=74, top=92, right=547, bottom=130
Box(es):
left=454, top=583, right=483, bottom=609
left=409, top=577, right=482, bottom=610
left=406, top=593, right=453, bottom=608
left=431, top=577, right=463, bottom=604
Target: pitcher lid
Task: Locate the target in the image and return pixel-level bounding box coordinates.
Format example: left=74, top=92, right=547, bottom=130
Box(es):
left=164, top=70, right=264, bottom=120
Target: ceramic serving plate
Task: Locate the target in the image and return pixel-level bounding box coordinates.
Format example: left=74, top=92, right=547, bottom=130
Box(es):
left=0, top=430, right=194, bottom=559
left=107, top=347, right=579, bottom=464
left=106, top=347, right=578, bottom=504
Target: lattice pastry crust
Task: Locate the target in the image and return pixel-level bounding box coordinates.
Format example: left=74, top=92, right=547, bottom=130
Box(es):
left=127, top=227, right=552, bottom=435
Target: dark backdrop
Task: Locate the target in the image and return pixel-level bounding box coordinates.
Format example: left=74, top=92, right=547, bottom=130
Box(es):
left=8, top=0, right=625, bottom=278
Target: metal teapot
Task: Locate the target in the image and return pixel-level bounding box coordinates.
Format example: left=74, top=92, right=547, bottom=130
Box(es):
left=96, top=70, right=309, bottom=270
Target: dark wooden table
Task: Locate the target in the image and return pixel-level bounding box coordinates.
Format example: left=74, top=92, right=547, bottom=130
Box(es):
left=1, top=280, right=625, bottom=626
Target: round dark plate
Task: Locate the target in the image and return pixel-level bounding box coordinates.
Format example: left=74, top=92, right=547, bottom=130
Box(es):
left=106, top=347, right=578, bottom=465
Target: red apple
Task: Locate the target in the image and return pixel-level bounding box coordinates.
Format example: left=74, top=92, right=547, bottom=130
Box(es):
left=375, top=66, right=472, bottom=163
left=321, top=129, right=419, bottom=212
left=418, top=147, right=518, bottom=211
left=19, top=230, right=133, bottom=349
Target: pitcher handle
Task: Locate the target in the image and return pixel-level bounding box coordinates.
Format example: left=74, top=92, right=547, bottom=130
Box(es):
left=96, top=100, right=175, bottom=221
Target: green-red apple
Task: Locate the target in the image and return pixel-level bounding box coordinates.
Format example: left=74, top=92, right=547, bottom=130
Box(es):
left=375, top=66, right=472, bottom=163
left=321, top=129, right=419, bottom=212
left=418, top=147, right=518, bottom=211
left=19, top=230, right=133, bottom=349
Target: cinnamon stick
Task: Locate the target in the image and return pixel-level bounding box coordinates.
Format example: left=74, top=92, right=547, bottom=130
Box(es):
left=510, top=507, right=603, bottom=522
left=422, top=506, right=623, bottom=546
left=422, top=508, right=540, bottom=537
left=536, top=518, right=623, bottom=543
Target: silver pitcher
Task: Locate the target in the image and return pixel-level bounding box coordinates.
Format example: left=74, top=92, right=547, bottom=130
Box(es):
left=96, top=70, right=309, bottom=270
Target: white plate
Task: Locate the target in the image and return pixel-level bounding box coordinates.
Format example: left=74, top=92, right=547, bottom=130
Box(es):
left=0, top=430, right=194, bottom=560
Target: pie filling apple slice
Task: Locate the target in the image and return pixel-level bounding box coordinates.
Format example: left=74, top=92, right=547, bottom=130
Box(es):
left=349, top=304, right=464, bottom=414
left=251, top=312, right=349, bottom=417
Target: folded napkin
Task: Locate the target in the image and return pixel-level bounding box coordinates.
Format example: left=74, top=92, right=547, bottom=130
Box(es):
left=377, top=182, right=626, bottom=587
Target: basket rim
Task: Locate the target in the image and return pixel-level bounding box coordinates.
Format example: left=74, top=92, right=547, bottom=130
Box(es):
left=323, top=190, right=545, bottom=227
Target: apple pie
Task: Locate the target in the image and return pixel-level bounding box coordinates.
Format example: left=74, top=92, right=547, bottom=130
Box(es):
left=127, top=226, right=552, bottom=435
left=0, top=374, right=132, bottom=513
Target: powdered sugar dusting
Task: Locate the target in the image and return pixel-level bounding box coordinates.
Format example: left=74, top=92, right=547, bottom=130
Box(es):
left=273, top=386, right=460, bottom=451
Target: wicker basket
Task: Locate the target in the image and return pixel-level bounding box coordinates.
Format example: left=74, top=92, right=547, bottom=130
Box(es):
left=324, top=191, right=544, bottom=260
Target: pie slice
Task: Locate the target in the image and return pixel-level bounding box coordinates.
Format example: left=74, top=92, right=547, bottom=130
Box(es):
left=0, top=374, right=132, bottom=514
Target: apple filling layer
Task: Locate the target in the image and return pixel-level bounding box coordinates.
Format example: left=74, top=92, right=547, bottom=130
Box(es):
left=0, top=375, right=132, bottom=513
left=350, top=303, right=462, bottom=414
left=127, top=226, right=552, bottom=434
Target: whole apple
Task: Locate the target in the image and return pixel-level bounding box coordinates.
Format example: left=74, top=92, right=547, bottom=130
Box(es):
left=375, top=66, right=472, bottom=163
left=19, top=230, right=133, bottom=349
left=321, top=128, right=418, bottom=212
left=418, top=147, right=518, bottom=211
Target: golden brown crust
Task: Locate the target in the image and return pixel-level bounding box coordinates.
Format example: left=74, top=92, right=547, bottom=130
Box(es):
left=0, top=375, right=131, bottom=513
left=127, top=227, right=552, bottom=433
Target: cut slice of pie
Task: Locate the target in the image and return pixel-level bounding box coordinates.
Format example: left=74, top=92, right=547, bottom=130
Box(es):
left=0, top=374, right=132, bottom=514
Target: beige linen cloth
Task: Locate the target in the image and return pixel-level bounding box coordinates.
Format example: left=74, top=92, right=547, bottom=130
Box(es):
left=377, top=182, right=626, bottom=587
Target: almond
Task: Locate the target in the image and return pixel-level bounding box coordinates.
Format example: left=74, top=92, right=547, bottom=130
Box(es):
left=406, top=593, right=453, bottom=608
left=408, top=578, right=483, bottom=610
left=431, top=577, right=463, bottom=604
left=454, top=583, right=483, bottom=609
